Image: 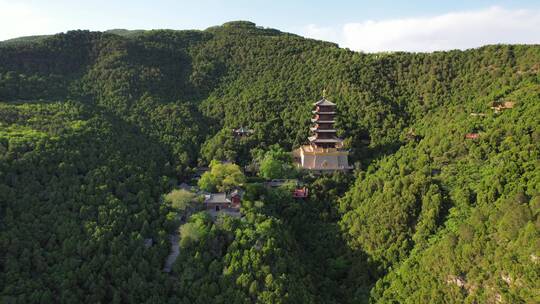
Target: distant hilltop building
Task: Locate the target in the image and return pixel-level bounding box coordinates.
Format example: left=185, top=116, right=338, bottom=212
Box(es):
left=490, top=100, right=515, bottom=113
left=293, top=97, right=353, bottom=172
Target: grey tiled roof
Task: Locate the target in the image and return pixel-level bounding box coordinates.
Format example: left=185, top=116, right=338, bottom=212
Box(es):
left=204, top=193, right=231, bottom=204
left=313, top=98, right=336, bottom=106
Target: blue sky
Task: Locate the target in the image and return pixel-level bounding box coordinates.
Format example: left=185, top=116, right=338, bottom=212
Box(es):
left=1, top=0, right=539, bottom=51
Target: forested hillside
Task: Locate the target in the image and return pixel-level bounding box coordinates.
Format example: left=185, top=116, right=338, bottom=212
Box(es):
left=0, top=21, right=538, bottom=303
left=0, top=102, right=179, bottom=302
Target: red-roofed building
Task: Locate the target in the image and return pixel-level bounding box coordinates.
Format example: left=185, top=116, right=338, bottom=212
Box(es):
left=465, top=133, right=480, bottom=140
left=293, top=187, right=309, bottom=199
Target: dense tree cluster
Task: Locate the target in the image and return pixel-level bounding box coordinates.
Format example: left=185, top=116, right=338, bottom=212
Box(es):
left=0, top=102, right=178, bottom=302
left=170, top=203, right=316, bottom=303
left=359, top=87, right=540, bottom=303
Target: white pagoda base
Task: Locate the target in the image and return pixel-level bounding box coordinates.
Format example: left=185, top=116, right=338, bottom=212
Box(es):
left=293, top=145, right=353, bottom=172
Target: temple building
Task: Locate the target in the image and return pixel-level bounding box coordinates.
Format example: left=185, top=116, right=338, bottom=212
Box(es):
left=293, top=97, right=353, bottom=172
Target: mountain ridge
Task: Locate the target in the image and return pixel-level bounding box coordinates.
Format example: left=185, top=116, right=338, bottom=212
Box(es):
left=0, top=21, right=538, bottom=303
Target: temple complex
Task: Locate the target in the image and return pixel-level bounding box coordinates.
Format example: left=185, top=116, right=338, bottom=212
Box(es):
left=293, top=97, right=353, bottom=172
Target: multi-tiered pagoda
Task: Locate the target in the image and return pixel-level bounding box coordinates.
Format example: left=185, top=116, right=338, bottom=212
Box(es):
left=293, top=97, right=353, bottom=172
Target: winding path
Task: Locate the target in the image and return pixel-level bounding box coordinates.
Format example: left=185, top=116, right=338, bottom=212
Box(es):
left=163, top=234, right=180, bottom=273
left=163, top=210, right=191, bottom=273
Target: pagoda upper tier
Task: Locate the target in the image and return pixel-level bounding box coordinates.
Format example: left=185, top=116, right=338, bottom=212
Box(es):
left=309, top=98, right=343, bottom=149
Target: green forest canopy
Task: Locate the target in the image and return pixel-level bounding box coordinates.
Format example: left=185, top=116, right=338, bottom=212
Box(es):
left=0, top=21, right=538, bottom=303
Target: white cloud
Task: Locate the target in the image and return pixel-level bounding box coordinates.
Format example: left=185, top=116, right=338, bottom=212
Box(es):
left=0, top=1, right=61, bottom=41
left=303, top=24, right=339, bottom=44
left=303, top=6, right=540, bottom=52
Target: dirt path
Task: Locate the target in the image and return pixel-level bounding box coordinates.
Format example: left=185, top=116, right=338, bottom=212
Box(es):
left=163, top=234, right=180, bottom=273
left=163, top=211, right=190, bottom=273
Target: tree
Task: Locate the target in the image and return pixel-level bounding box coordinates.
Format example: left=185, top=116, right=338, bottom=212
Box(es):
left=164, top=189, right=196, bottom=211
left=258, top=145, right=296, bottom=180
left=179, top=212, right=211, bottom=248
left=198, top=160, right=246, bottom=192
